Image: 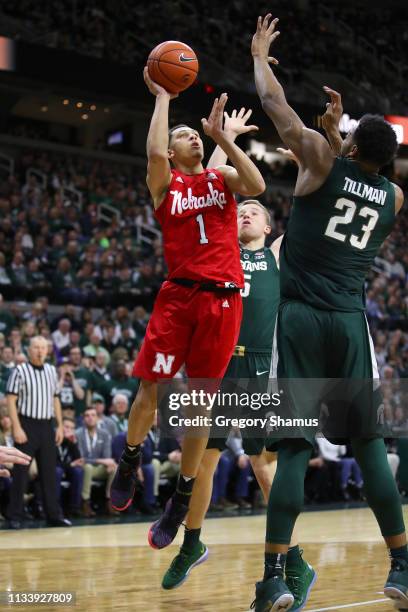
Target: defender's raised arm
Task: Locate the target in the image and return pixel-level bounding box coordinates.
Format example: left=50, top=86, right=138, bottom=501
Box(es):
left=252, top=15, right=332, bottom=178
left=207, top=107, right=259, bottom=169
left=321, top=86, right=344, bottom=156
left=202, top=94, right=265, bottom=196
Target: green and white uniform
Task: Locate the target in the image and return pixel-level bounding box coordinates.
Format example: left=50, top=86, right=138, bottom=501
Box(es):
left=274, top=156, right=396, bottom=442
left=208, top=245, right=279, bottom=455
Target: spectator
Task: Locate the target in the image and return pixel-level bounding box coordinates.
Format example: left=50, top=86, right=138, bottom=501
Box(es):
left=76, top=406, right=117, bottom=517
left=52, top=318, right=71, bottom=351
left=225, top=432, right=252, bottom=509
left=305, top=443, right=331, bottom=503
left=93, top=394, right=116, bottom=439
left=9, top=328, right=23, bottom=356
left=0, top=294, right=15, bottom=335
left=210, top=432, right=251, bottom=511
left=26, top=258, right=51, bottom=299
left=1, top=347, right=16, bottom=382
left=316, top=438, right=364, bottom=501
left=67, top=346, right=93, bottom=416
left=83, top=332, right=109, bottom=361
left=10, top=252, right=28, bottom=292
left=120, top=325, right=139, bottom=357
left=58, top=362, right=86, bottom=421
left=0, top=255, right=12, bottom=290
left=108, top=393, right=129, bottom=434
left=132, top=306, right=149, bottom=339
left=385, top=439, right=400, bottom=481
left=55, top=417, right=84, bottom=517
left=102, top=359, right=138, bottom=406
left=151, top=434, right=182, bottom=495
left=90, top=349, right=111, bottom=393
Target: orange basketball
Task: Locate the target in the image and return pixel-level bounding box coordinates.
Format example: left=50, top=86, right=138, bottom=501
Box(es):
left=147, top=41, right=199, bottom=94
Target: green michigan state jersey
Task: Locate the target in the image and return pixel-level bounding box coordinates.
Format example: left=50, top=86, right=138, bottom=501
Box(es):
left=239, top=247, right=279, bottom=352
left=280, top=157, right=396, bottom=311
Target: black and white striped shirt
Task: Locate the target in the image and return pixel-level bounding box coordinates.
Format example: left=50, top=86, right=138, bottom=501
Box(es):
left=6, top=362, right=60, bottom=419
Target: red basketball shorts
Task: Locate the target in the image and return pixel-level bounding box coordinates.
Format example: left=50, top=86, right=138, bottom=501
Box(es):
left=133, top=281, right=242, bottom=381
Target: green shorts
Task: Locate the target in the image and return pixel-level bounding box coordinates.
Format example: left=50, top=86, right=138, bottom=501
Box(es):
left=272, top=300, right=381, bottom=445
left=206, top=350, right=277, bottom=456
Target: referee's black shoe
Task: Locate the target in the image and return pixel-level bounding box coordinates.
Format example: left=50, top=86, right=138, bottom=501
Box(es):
left=8, top=520, right=22, bottom=530
left=46, top=517, right=72, bottom=528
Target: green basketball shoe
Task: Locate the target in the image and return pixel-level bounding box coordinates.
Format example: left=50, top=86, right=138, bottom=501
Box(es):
left=384, top=557, right=408, bottom=610
left=285, top=553, right=317, bottom=611
left=161, top=542, right=209, bottom=590
left=250, top=577, right=294, bottom=612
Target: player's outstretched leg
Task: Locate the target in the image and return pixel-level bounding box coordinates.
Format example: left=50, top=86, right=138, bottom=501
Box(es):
left=350, top=439, right=408, bottom=609
left=110, top=380, right=156, bottom=511
left=149, top=433, right=210, bottom=549
left=162, top=449, right=220, bottom=588
left=249, top=449, right=316, bottom=611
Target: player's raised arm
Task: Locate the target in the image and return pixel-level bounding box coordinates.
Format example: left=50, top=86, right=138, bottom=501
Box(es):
left=202, top=94, right=265, bottom=196
left=252, top=15, right=333, bottom=177
left=207, top=108, right=259, bottom=169
left=143, top=67, right=176, bottom=208
left=321, top=86, right=344, bottom=156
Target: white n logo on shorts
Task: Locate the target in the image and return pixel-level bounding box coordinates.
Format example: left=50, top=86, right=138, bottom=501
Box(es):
left=152, top=352, right=176, bottom=375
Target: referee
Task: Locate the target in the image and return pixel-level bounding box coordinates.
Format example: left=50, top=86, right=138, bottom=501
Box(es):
left=6, top=335, right=71, bottom=528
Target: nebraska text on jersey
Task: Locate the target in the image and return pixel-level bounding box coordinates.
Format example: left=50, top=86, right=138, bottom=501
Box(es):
left=170, top=182, right=226, bottom=215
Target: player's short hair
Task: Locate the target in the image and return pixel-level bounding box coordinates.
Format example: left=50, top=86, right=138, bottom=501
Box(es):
left=168, top=124, right=190, bottom=146
left=353, top=114, right=398, bottom=168
left=238, top=200, right=271, bottom=226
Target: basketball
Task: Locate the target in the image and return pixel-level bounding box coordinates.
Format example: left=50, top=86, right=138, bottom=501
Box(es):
left=147, top=41, right=199, bottom=94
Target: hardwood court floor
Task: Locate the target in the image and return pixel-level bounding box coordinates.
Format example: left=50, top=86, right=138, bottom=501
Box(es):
left=1, top=506, right=408, bottom=612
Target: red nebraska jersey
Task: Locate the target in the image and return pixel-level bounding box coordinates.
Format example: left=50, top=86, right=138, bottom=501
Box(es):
left=155, top=168, right=243, bottom=287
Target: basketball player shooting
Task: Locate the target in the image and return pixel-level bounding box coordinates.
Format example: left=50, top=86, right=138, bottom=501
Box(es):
left=110, top=67, right=265, bottom=550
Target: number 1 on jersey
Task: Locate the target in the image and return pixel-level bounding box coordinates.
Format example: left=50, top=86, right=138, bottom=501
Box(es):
left=196, top=214, right=209, bottom=244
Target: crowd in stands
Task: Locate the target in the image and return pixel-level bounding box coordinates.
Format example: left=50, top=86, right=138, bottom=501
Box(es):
left=0, top=149, right=162, bottom=309
left=0, top=137, right=406, bottom=523
left=1, top=0, right=406, bottom=110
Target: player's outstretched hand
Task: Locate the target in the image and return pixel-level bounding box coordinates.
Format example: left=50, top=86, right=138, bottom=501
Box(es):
left=0, top=445, right=31, bottom=468
left=143, top=67, right=178, bottom=100
left=252, top=14, right=280, bottom=65
left=276, top=147, right=300, bottom=166
left=224, top=108, right=259, bottom=139
left=322, top=86, right=343, bottom=131
left=201, top=93, right=229, bottom=142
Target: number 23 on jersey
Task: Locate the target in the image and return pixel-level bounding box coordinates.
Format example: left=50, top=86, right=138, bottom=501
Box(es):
left=324, top=197, right=379, bottom=250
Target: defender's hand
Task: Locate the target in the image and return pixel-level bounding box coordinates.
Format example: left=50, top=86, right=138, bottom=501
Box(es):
left=252, top=14, right=280, bottom=65
left=224, top=108, right=259, bottom=139
left=143, top=67, right=178, bottom=99
left=201, top=93, right=229, bottom=143
left=276, top=147, right=300, bottom=166
left=322, top=86, right=343, bottom=130
left=0, top=445, right=30, bottom=465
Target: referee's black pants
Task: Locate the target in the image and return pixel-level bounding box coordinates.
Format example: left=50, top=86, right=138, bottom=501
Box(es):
left=8, top=416, right=60, bottom=521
